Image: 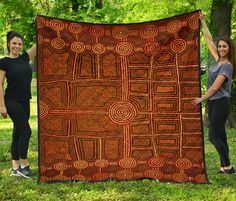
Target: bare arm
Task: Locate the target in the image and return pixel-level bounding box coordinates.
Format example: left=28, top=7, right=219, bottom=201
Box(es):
left=192, top=74, right=227, bottom=104
left=0, top=70, right=7, bottom=118
left=200, top=12, right=219, bottom=61
left=27, top=44, right=36, bottom=61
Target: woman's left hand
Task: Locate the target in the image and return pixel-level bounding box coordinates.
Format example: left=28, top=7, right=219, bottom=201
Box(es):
left=191, top=98, right=202, bottom=105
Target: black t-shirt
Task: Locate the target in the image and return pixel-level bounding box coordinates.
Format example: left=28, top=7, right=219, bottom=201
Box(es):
left=0, top=52, right=32, bottom=101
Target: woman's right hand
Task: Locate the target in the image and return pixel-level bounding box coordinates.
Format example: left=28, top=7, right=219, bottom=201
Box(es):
left=199, top=12, right=206, bottom=21
left=0, top=106, right=7, bottom=118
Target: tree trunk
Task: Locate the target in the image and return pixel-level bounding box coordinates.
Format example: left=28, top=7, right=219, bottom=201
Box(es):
left=204, top=0, right=236, bottom=128
left=210, top=0, right=232, bottom=38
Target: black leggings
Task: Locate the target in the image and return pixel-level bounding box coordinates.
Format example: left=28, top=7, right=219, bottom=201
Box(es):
left=5, top=99, right=31, bottom=160
left=207, top=97, right=231, bottom=167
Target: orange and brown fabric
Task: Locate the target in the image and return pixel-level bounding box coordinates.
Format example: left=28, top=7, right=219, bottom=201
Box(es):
left=36, top=11, right=208, bottom=183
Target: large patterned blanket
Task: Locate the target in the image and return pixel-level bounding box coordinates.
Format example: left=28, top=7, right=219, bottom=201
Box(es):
left=36, top=10, right=208, bottom=183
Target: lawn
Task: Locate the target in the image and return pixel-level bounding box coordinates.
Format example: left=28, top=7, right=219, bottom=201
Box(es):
left=0, top=79, right=236, bottom=201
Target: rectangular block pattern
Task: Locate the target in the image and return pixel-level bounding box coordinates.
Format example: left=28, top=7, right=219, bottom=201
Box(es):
left=37, top=11, right=208, bottom=183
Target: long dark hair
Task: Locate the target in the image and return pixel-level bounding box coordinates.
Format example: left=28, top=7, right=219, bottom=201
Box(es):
left=6, top=31, right=24, bottom=53
left=216, top=36, right=236, bottom=78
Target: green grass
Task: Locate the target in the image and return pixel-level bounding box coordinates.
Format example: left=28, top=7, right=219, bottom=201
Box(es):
left=0, top=79, right=236, bottom=201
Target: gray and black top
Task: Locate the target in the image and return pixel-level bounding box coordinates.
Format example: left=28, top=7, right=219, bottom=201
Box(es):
left=207, top=62, right=233, bottom=100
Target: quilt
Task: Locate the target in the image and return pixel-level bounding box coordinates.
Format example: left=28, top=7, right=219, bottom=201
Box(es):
left=36, top=10, right=208, bottom=183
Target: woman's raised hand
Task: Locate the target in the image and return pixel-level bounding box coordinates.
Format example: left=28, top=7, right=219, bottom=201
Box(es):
left=199, top=11, right=206, bottom=21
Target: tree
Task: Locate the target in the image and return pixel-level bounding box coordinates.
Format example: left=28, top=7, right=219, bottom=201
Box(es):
left=210, top=0, right=233, bottom=37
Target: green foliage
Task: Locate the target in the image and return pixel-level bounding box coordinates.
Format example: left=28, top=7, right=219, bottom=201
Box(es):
left=0, top=144, right=11, bottom=162
left=119, top=0, right=211, bottom=23
left=231, top=80, right=236, bottom=112
left=0, top=0, right=36, bottom=52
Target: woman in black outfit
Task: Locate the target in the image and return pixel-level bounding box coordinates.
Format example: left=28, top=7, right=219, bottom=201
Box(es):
left=0, top=31, right=36, bottom=178
left=192, top=12, right=236, bottom=174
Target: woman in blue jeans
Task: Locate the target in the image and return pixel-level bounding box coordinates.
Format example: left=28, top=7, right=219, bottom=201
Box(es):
left=0, top=31, right=36, bottom=178
left=192, top=12, right=236, bottom=174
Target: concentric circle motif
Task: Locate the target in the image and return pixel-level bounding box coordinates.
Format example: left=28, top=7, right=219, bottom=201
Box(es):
left=68, top=23, right=83, bottom=33
left=112, top=26, right=129, bottom=39
left=93, top=173, right=109, bottom=181
left=37, top=34, right=44, bottom=45
left=175, top=158, right=192, bottom=169
left=39, top=101, right=49, bottom=119
left=95, top=159, right=109, bottom=168
left=115, top=42, right=133, bottom=56
left=36, top=17, right=46, bottom=28
left=54, top=162, right=68, bottom=171
left=140, top=25, right=158, bottom=39
left=195, top=174, right=207, bottom=183
left=53, top=175, right=69, bottom=181
left=144, top=170, right=164, bottom=180
left=92, top=43, right=106, bottom=54
left=147, top=157, right=165, bottom=168
left=73, top=160, right=89, bottom=169
left=49, top=19, right=64, bottom=31
left=71, top=42, right=86, bottom=53
left=167, top=20, right=182, bottom=33
left=116, top=170, right=134, bottom=180
left=118, top=157, right=137, bottom=169
left=188, top=13, right=199, bottom=30
left=72, top=174, right=86, bottom=181
left=51, top=38, right=65, bottom=49
left=143, top=42, right=161, bottom=55
left=170, top=39, right=186, bottom=53
left=108, top=101, right=137, bottom=124
left=172, top=173, right=189, bottom=182
left=40, top=166, right=47, bottom=173
left=89, top=26, right=105, bottom=37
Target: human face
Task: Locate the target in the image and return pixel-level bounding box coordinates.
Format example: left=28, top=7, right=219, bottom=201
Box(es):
left=217, top=40, right=229, bottom=59
left=8, top=36, right=23, bottom=57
